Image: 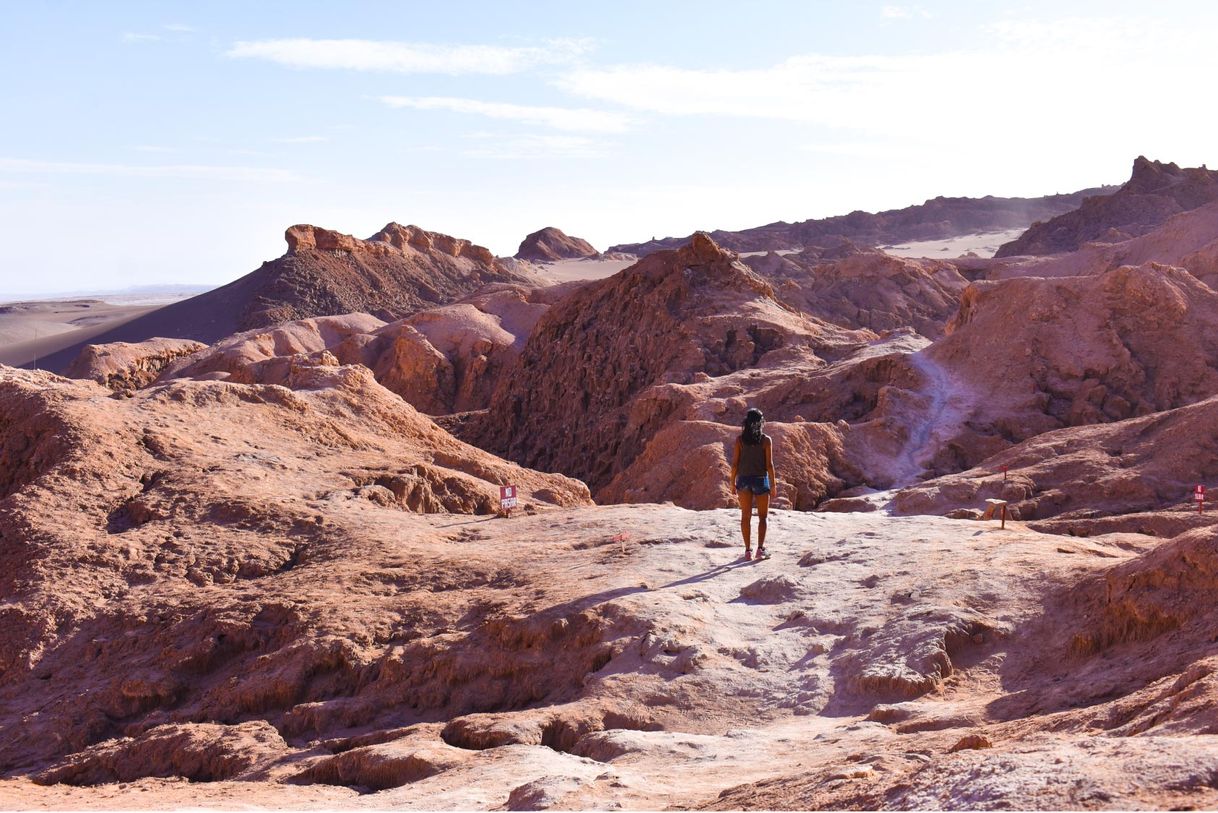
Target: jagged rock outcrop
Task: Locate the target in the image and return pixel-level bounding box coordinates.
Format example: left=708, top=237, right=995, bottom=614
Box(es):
left=1070, top=527, right=1218, bottom=666
left=968, top=198, right=1218, bottom=287
left=996, top=157, right=1218, bottom=257
left=39, top=223, right=535, bottom=373
left=161, top=283, right=574, bottom=415
left=13, top=351, right=1218, bottom=807
left=611, top=187, right=1110, bottom=255
left=33, top=722, right=287, bottom=785
left=241, top=223, right=520, bottom=328
left=0, top=363, right=592, bottom=775
left=65, top=338, right=206, bottom=392
left=928, top=263, right=1218, bottom=449
left=892, top=392, right=1218, bottom=524
left=887, top=260, right=1218, bottom=521
left=515, top=227, right=598, bottom=262
left=466, top=234, right=872, bottom=496
left=743, top=248, right=969, bottom=338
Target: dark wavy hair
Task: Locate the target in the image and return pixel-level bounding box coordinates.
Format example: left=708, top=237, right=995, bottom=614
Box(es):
left=741, top=408, right=764, bottom=445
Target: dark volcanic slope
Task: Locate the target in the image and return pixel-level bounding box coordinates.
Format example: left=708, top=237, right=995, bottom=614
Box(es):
left=514, top=226, right=598, bottom=262
left=996, top=157, right=1218, bottom=257
left=39, top=223, right=532, bottom=373
left=610, top=187, right=1110, bottom=256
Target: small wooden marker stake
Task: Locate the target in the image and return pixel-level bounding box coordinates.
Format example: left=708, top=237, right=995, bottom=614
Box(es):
left=983, top=498, right=1009, bottom=529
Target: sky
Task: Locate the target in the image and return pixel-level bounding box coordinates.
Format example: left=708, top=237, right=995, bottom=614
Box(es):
left=2, top=0, right=1218, bottom=296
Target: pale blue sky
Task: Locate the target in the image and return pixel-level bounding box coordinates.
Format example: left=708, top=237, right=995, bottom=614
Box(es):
left=2, top=1, right=1216, bottom=295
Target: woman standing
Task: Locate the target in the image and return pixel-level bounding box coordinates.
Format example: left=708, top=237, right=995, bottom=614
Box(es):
left=729, top=408, right=777, bottom=560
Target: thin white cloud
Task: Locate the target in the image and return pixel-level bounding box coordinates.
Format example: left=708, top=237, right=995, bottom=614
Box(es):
left=226, top=37, right=592, bottom=75
left=881, top=5, right=931, bottom=19
left=0, top=158, right=301, bottom=183
left=122, top=32, right=162, bottom=43
left=462, top=132, right=606, bottom=159
left=981, top=16, right=1140, bottom=48
left=801, top=141, right=923, bottom=160
left=557, top=55, right=937, bottom=124
left=270, top=135, right=330, bottom=144
left=381, top=96, right=629, bottom=133
left=555, top=15, right=1218, bottom=153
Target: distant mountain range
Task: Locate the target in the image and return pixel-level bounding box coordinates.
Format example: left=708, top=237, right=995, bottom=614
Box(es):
left=995, top=157, right=1218, bottom=257
left=0, top=284, right=213, bottom=304
left=609, top=187, right=1114, bottom=256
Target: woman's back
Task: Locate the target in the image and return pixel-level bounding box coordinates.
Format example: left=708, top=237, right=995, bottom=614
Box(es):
left=737, top=435, right=769, bottom=477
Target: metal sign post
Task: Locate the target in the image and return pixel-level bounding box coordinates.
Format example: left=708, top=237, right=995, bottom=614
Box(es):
left=1196, top=484, right=1206, bottom=514
left=499, top=485, right=518, bottom=518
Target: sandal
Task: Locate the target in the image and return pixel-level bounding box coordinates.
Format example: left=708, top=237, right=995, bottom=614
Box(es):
left=743, top=546, right=752, bottom=561
left=755, top=545, right=770, bottom=560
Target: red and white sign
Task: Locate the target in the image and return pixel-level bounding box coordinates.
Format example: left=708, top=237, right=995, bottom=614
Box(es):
left=1196, top=485, right=1206, bottom=502
left=500, top=485, right=518, bottom=512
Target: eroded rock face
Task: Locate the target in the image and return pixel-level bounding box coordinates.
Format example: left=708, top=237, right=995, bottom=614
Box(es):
left=467, top=234, right=873, bottom=496
left=975, top=197, right=1218, bottom=288
left=515, top=227, right=598, bottom=262
left=246, top=222, right=522, bottom=328
left=66, top=338, right=207, bottom=393
left=892, top=392, right=1218, bottom=524
left=0, top=363, right=591, bottom=774
left=7, top=377, right=1218, bottom=810
left=161, top=284, right=566, bottom=415
left=997, top=157, right=1218, bottom=257
left=39, top=222, right=536, bottom=372
left=744, top=248, right=969, bottom=338
left=33, top=722, right=286, bottom=785
left=930, top=262, right=1218, bottom=447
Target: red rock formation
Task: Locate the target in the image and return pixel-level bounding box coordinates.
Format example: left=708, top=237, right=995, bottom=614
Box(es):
left=0, top=362, right=592, bottom=775
left=892, top=392, right=1218, bottom=524
left=33, top=722, right=287, bottom=785
left=466, top=234, right=873, bottom=496
left=971, top=198, right=1218, bottom=287
left=996, top=157, right=1218, bottom=257
left=598, top=419, right=859, bottom=511
left=161, top=284, right=573, bottom=415
left=39, top=223, right=534, bottom=373
left=514, top=227, right=598, bottom=262
left=65, top=338, right=206, bottom=392
left=744, top=248, right=969, bottom=338
left=244, top=223, right=518, bottom=328
left=927, top=263, right=1218, bottom=453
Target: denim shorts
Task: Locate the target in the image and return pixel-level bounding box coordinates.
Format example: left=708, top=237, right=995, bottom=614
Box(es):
left=735, top=475, right=771, bottom=495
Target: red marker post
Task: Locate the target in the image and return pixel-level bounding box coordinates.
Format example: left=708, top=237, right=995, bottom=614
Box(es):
left=500, top=485, right=518, bottom=518
left=1196, top=484, right=1206, bottom=514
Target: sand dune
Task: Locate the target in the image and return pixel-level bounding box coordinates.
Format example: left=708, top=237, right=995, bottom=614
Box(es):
left=0, top=298, right=175, bottom=368
left=527, top=256, right=637, bottom=283
left=880, top=227, right=1026, bottom=259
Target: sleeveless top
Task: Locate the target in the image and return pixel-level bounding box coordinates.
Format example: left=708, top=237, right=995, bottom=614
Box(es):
left=737, top=434, right=769, bottom=477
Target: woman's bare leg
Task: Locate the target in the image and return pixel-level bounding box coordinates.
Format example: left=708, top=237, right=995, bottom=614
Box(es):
left=755, top=492, right=770, bottom=550
left=737, top=489, right=754, bottom=551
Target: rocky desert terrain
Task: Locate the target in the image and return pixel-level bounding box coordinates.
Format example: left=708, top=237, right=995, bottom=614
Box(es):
left=8, top=158, right=1218, bottom=810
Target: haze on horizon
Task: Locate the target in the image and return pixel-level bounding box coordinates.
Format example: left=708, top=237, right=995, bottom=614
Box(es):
left=2, top=0, right=1217, bottom=297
